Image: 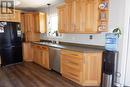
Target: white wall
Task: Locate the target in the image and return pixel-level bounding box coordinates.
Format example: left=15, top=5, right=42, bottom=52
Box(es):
left=40, top=33, right=106, bottom=46
left=40, top=0, right=129, bottom=86
left=123, top=0, right=130, bottom=86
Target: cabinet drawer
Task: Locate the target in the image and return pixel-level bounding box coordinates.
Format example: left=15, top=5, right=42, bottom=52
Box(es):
left=61, top=55, right=83, bottom=71
left=62, top=65, right=82, bottom=83
left=61, top=49, right=83, bottom=59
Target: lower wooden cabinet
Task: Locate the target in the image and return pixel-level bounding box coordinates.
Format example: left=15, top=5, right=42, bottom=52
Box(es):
left=22, top=42, right=33, bottom=61
left=60, top=49, right=102, bottom=86
left=32, top=44, right=50, bottom=69
left=32, top=45, right=41, bottom=65
left=40, top=46, right=50, bottom=69
left=82, top=51, right=102, bottom=86
left=61, top=49, right=83, bottom=83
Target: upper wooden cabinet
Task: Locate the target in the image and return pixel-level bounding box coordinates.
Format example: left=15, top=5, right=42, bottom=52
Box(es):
left=14, top=10, right=21, bottom=22
left=80, top=0, right=99, bottom=33
left=58, top=0, right=109, bottom=33
left=21, top=12, right=46, bottom=33
left=34, top=12, right=46, bottom=33
left=57, top=5, right=67, bottom=33
left=60, top=49, right=102, bottom=86
left=0, top=10, right=21, bottom=22
left=22, top=13, right=34, bottom=33
left=21, top=12, right=46, bottom=42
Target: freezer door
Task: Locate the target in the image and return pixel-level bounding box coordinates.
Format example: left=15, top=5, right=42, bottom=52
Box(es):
left=1, top=47, right=13, bottom=66
left=12, top=45, right=23, bottom=63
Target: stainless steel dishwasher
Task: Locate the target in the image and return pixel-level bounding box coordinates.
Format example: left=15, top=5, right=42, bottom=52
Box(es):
left=49, top=47, right=61, bottom=73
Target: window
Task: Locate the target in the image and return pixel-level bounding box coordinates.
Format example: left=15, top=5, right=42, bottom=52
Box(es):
left=47, top=13, right=58, bottom=37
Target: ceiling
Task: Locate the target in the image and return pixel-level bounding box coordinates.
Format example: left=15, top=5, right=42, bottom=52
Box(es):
left=15, top=0, right=64, bottom=10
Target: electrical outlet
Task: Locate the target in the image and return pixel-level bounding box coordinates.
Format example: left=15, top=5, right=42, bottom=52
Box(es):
left=89, top=35, right=93, bottom=40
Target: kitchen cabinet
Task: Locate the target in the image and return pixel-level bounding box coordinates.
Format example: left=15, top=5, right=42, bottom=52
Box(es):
left=60, top=49, right=102, bottom=86
left=40, top=46, right=50, bottom=69
left=32, top=45, right=41, bottom=65
left=34, top=12, right=46, bottom=33
left=13, top=10, right=21, bottom=22
left=61, top=50, right=83, bottom=84
left=58, top=0, right=108, bottom=33
left=0, top=10, right=21, bottom=22
left=22, top=42, right=33, bottom=61
left=21, top=13, right=25, bottom=33
left=21, top=13, right=40, bottom=42
left=25, top=32, right=40, bottom=42
left=23, top=13, right=34, bottom=33
left=82, top=51, right=102, bottom=86
left=21, top=12, right=46, bottom=42
left=80, top=0, right=99, bottom=33
left=58, top=5, right=67, bottom=33
left=71, top=0, right=81, bottom=33
left=21, top=12, right=46, bottom=33
left=32, top=44, right=50, bottom=69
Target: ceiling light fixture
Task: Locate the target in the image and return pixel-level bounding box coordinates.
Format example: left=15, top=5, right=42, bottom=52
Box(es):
left=47, top=3, right=51, bottom=24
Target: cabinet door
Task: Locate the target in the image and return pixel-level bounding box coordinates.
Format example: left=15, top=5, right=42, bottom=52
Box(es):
left=24, top=13, right=34, bottom=32
left=58, top=5, right=67, bottom=33
left=33, top=45, right=41, bottom=65
left=66, top=3, right=73, bottom=33
left=39, top=13, right=46, bottom=33
left=41, top=46, right=50, bottom=69
left=71, top=0, right=81, bottom=33
left=82, top=51, right=102, bottom=86
left=80, top=0, right=99, bottom=33
left=14, top=10, right=21, bottom=22
left=34, top=13, right=40, bottom=33
left=34, top=12, right=46, bottom=33
left=41, top=50, right=49, bottom=69
left=21, top=14, right=25, bottom=33
left=22, top=43, right=33, bottom=61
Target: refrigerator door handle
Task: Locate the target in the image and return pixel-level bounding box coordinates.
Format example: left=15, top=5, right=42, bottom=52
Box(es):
left=10, top=28, right=14, bottom=41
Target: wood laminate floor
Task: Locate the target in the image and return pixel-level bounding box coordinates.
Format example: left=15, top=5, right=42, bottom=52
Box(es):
left=0, top=62, right=91, bottom=87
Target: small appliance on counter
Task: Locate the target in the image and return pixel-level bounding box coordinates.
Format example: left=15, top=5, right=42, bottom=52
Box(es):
left=0, top=22, right=23, bottom=66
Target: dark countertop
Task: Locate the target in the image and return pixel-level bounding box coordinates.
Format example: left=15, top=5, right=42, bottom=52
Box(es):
left=32, top=41, right=105, bottom=52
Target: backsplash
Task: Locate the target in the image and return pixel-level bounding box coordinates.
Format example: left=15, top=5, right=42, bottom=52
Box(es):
left=40, top=33, right=106, bottom=46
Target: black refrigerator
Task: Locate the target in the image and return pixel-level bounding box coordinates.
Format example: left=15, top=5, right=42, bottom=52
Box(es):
left=0, top=22, right=23, bottom=66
